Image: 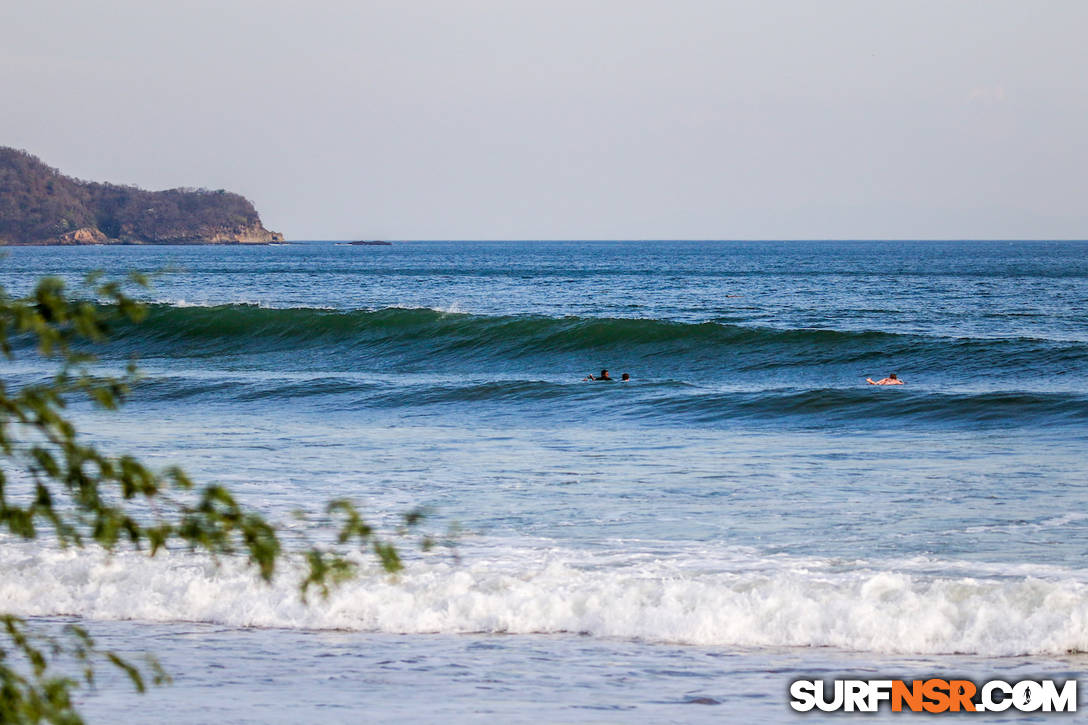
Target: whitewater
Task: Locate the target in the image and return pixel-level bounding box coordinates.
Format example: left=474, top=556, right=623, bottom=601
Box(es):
left=2, top=240, right=1087, bottom=722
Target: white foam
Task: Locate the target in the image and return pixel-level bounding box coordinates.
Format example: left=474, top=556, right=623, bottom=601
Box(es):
left=2, top=542, right=1087, bottom=656
left=158, top=299, right=336, bottom=311
left=162, top=300, right=460, bottom=314
left=385, top=302, right=467, bottom=315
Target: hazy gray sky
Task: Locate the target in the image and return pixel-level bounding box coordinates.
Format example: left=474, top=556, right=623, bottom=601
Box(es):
left=3, top=1, right=1086, bottom=239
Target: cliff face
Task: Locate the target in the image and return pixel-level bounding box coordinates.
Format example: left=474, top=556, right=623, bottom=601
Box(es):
left=54, top=227, right=108, bottom=245
left=0, top=147, right=283, bottom=245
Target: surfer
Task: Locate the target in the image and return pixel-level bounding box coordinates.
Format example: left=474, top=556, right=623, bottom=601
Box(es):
left=584, top=369, right=614, bottom=381
left=866, top=374, right=904, bottom=385
left=621, top=373, right=631, bottom=382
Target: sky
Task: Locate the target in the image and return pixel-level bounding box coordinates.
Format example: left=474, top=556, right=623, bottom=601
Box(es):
left=2, top=0, right=1086, bottom=240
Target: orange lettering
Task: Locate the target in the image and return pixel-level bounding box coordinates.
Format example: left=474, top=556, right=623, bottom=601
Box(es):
left=892, top=680, right=924, bottom=712
left=922, top=679, right=950, bottom=713
left=948, top=680, right=977, bottom=712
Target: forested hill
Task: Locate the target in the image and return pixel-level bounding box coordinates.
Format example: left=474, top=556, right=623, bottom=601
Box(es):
left=0, top=147, right=283, bottom=244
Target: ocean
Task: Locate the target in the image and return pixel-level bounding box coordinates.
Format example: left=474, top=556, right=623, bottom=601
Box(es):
left=1, top=240, right=1087, bottom=722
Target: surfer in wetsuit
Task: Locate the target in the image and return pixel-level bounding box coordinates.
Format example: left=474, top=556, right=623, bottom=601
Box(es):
left=866, top=373, right=904, bottom=385
left=584, top=369, right=613, bottom=381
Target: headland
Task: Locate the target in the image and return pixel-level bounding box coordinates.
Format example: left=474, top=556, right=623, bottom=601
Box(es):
left=0, top=147, right=283, bottom=245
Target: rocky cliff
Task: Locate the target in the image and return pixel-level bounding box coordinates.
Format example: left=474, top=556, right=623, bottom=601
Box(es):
left=0, top=147, right=283, bottom=245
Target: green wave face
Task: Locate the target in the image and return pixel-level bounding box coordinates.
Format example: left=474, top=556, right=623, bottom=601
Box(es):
left=16, top=303, right=1077, bottom=429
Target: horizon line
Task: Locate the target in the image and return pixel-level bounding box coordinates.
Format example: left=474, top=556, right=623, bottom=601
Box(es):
left=286, top=238, right=1088, bottom=243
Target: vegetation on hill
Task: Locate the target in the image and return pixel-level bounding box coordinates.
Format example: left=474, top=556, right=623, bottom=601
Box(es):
left=0, top=147, right=282, bottom=244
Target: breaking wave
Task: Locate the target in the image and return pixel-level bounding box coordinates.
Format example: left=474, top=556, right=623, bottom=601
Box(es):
left=3, top=541, right=1087, bottom=657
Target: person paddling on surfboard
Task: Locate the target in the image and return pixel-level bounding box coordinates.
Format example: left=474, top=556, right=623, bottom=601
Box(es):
left=866, top=373, right=904, bottom=385
left=584, top=369, right=614, bottom=381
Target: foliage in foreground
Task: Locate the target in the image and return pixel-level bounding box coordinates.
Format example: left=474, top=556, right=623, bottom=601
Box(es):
left=0, top=274, right=426, bottom=723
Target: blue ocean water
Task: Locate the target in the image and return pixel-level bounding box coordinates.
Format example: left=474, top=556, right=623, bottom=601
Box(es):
left=2, top=240, right=1087, bottom=722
